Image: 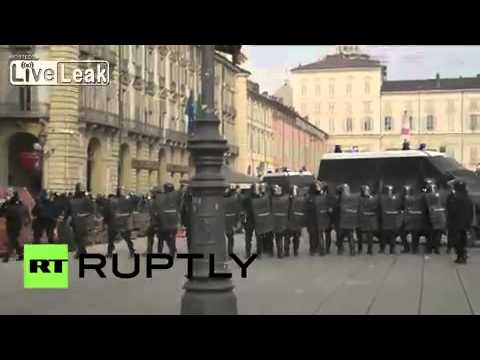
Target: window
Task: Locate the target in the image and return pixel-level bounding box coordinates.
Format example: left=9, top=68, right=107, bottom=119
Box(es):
left=329, top=82, right=335, bottom=97
left=315, top=84, right=321, bottom=96
left=470, top=99, right=479, bottom=112
left=315, top=103, right=321, bottom=114
left=447, top=99, right=455, bottom=113
left=346, top=83, right=352, bottom=96
left=426, top=115, right=435, bottom=131
left=409, top=116, right=414, bottom=131
left=329, top=118, right=335, bottom=132
left=446, top=146, right=456, bottom=160
left=301, top=84, right=307, bottom=96
left=384, top=116, right=393, bottom=131
left=365, top=79, right=371, bottom=94
left=329, top=103, right=335, bottom=114
left=346, top=118, right=353, bottom=132
left=364, top=101, right=371, bottom=114
left=363, top=117, right=372, bottom=132
left=471, top=114, right=479, bottom=131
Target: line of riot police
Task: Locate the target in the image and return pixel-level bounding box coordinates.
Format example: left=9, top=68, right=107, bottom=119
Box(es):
left=219, top=177, right=474, bottom=265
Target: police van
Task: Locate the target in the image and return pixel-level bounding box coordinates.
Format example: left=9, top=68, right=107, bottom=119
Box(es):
left=318, top=150, right=480, bottom=239
left=261, top=169, right=316, bottom=194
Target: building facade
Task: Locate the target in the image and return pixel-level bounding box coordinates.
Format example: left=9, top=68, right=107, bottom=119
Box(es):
left=235, top=80, right=328, bottom=177
left=0, top=45, right=244, bottom=195
left=290, top=45, right=480, bottom=170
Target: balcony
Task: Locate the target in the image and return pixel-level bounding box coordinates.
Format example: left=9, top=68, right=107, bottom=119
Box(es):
left=0, top=102, right=50, bottom=120
left=123, top=119, right=163, bottom=139
left=79, top=107, right=120, bottom=129
left=133, top=65, right=144, bottom=89
left=165, top=128, right=188, bottom=147
left=166, top=163, right=189, bottom=174
left=159, top=76, right=166, bottom=89
left=228, top=144, right=240, bottom=156
left=170, top=81, right=177, bottom=94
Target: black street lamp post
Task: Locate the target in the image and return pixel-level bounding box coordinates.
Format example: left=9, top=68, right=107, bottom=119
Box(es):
left=180, top=45, right=238, bottom=315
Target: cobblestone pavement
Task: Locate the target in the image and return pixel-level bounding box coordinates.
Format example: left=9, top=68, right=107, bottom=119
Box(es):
left=1, top=232, right=479, bottom=315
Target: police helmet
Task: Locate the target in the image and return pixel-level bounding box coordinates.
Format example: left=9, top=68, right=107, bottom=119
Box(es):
left=164, top=183, right=175, bottom=193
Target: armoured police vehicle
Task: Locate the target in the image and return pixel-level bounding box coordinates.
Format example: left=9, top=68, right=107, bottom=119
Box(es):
left=318, top=150, right=480, bottom=239
left=261, top=170, right=315, bottom=194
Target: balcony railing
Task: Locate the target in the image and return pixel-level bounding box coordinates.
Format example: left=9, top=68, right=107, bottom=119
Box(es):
left=79, top=107, right=120, bottom=128
left=165, top=128, right=188, bottom=145
left=122, top=119, right=163, bottom=139
left=0, top=102, right=50, bottom=120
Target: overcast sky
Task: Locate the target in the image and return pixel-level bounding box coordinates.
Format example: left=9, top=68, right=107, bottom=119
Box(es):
left=242, top=46, right=480, bottom=94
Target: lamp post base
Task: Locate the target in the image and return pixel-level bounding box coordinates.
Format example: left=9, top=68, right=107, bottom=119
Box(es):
left=180, top=279, right=238, bottom=315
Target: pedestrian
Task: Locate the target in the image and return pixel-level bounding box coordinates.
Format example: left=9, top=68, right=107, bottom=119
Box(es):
left=447, top=181, right=474, bottom=264
left=0, top=190, right=29, bottom=262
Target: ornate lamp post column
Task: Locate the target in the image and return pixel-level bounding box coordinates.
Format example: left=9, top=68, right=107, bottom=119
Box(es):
left=180, top=45, right=238, bottom=315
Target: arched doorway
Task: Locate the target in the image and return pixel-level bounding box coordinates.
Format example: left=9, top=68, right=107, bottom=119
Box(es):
left=86, top=138, right=103, bottom=194
left=118, top=143, right=131, bottom=191
left=8, top=132, right=41, bottom=195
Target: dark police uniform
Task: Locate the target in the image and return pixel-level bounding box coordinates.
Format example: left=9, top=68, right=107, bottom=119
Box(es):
left=447, top=181, right=474, bottom=264
left=358, top=191, right=379, bottom=255
left=402, top=190, right=429, bottom=254
left=337, top=186, right=359, bottom=256
left=102, top=195, right=136, bottom=257
left=0, top=192, right=28, bottom=262
left=250, top=188, right=274, bottom=259
left=380, top=190, right=403, bottom=255
left=224, top=189, right=241, bottom=256
left=424, top=189, right=447, bottom=254
left=32, top=190, right=60, bottom=244
left=271, top=188, right=289, bottom=259
left=287, top=188, right=306, bottom=257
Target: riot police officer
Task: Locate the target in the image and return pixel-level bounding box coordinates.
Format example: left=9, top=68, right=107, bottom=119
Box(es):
left=424, top=179, right=447, bottom=254
left=286, top=185, right=306, bottom=257
left=224, top=185, right=241, bottom=256
left=310, top=181, right=333, bottom=256
left=148, top=183, right=179, bottom=256
left=337, top=184, right=359, bottom=256
left=249, top=183, right=274, bottom=259
left=261, top=183, right=275, bottom=257
left=380, top=185, right=403, bottom=255
left=357, top=185, right=379, bottom=255
left=64, top=183, right=96, bottom=259
left=0, top=189, right=29, bottom=262
left=32, top=190, right=60, bottom=244
left=102, top=189, right=136, bottom=258
left=270, top=185, right=289, bottom=258
left=306, top=182, right=320, bottom=256
left=401, top=185, right=428, bottom=254
left=447, top=180, right=474, bottom=264
left=242, top=184, right=258, bottom=258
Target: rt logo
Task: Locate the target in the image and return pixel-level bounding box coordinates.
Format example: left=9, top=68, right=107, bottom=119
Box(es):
left=24, top=245, right=69, bottom=289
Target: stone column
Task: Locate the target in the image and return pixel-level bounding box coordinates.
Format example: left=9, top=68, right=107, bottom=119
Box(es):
left=46, top=45, right=82, bottom=193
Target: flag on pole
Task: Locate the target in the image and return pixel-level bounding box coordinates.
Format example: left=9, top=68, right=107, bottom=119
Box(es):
left=185, top=91, right=195, bottom=134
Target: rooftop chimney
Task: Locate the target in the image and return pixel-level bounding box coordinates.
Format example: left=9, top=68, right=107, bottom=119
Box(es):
left=436, top=73, right=441, bottom=88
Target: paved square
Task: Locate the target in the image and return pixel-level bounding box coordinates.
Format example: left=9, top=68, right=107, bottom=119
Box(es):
left=0, top=234, right=478, bottom=315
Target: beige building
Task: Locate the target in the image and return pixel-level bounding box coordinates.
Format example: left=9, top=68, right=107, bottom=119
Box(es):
left=0, top=45, right=244, bottom=195
left=290, top=45, right=480, bottom=170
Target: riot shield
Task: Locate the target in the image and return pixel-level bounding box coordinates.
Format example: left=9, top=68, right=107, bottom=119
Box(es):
left=289, top=195, right=307, bottom=231
left=358, top=196, right=379, bottom=232
left=339, top=194, right=359, bottom=230
left=425, top=193, right=447, bottom=230
left=271, top=195, right=290, bottom=233
left=404, top=195, right=427, bottom=232
left=314, top=194, right=332, bottom=231
left=381, top=196, right=404, bottom=231
left=151, top=192, right=179, bottom=232
left=251, top=196, right=273, bottom=235
left=70, top=198, right=96, bottom=236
